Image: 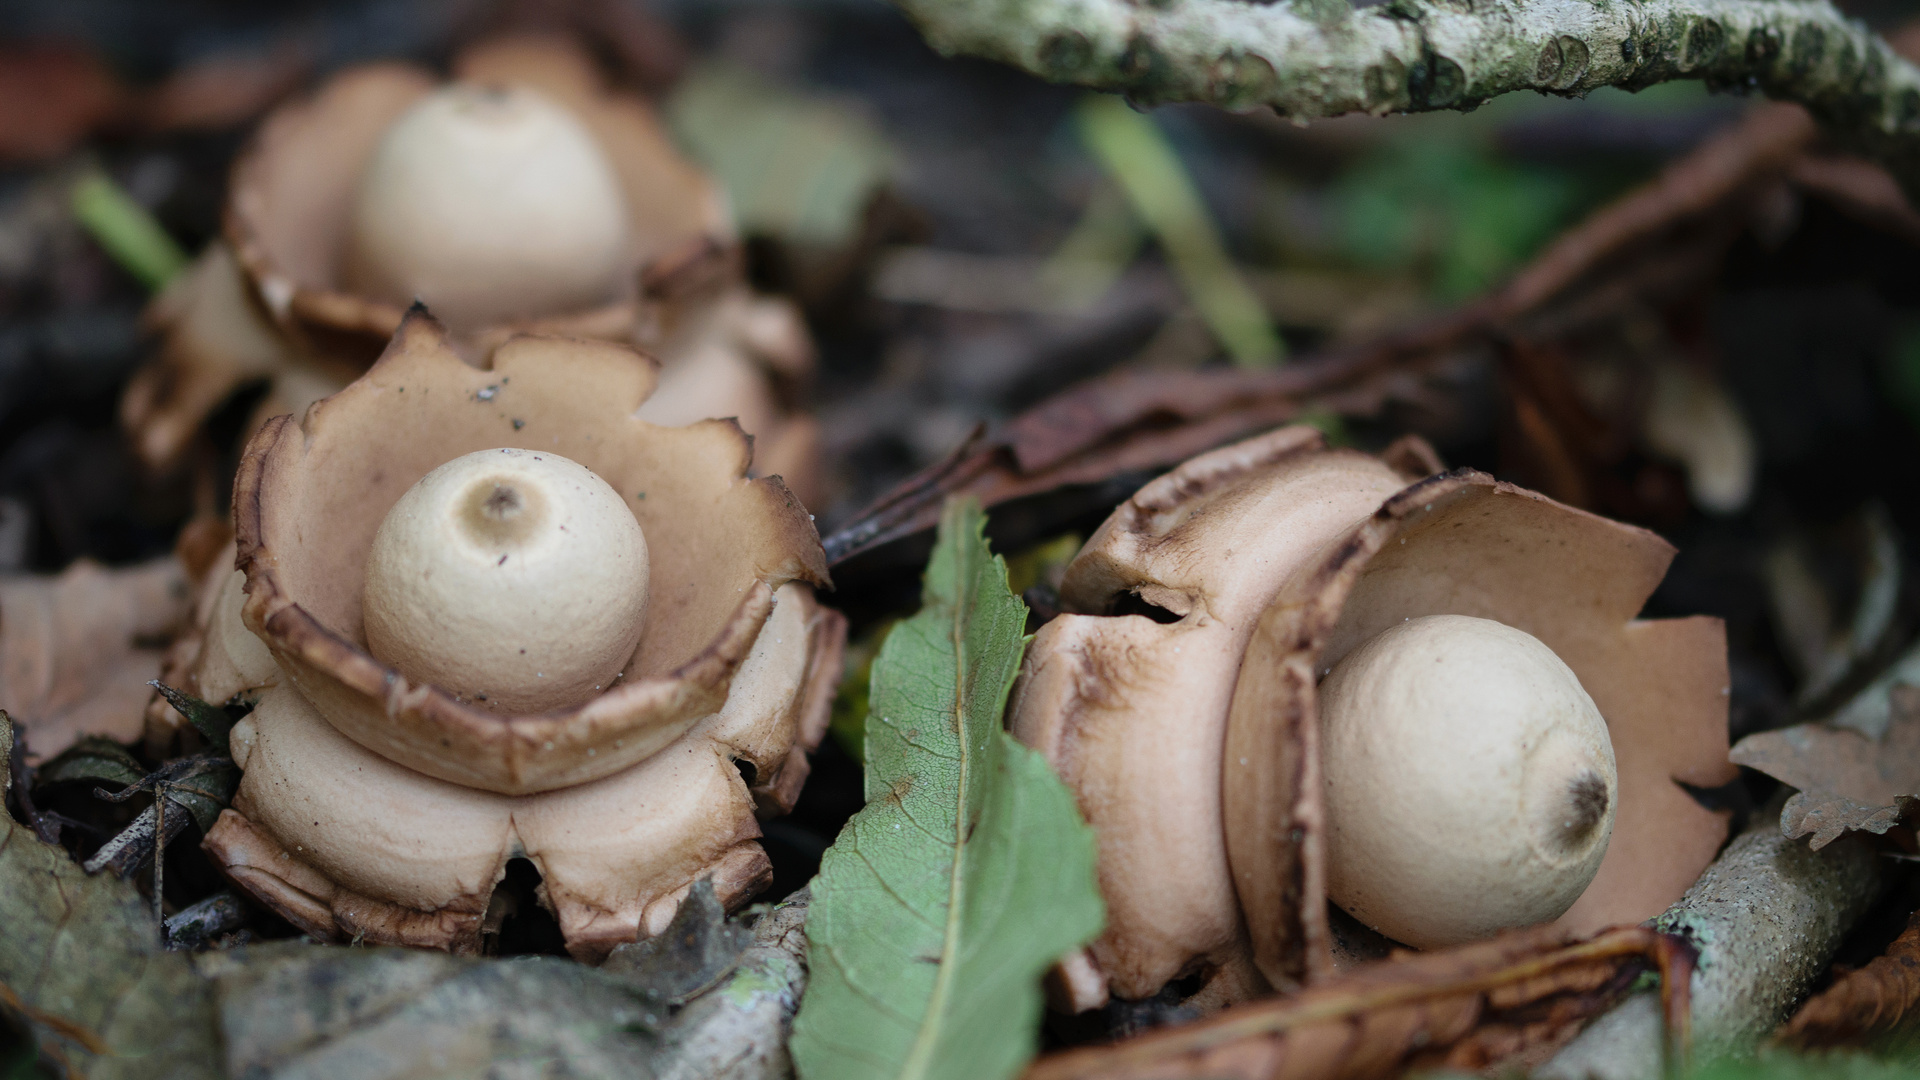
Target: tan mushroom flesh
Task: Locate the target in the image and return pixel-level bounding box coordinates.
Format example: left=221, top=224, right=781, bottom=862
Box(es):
left=191, top=311, right=844, bottom=958
left=1225, top=468, right=1731, bottom=991
left=1008, top=427, right=1426, bottom=1008
left=1009, top=427, right=1733, bottom=1010
left=213, top=579, right=836, bottom=957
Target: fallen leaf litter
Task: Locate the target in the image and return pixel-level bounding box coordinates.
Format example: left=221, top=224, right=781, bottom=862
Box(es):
left=6, top=5, right=1920, bottom=1080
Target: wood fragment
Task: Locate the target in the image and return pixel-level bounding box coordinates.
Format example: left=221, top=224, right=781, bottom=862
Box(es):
left=1539, top=795, right=1888, bottom=1076
left=653, top=889, right=812, bottom=1080
left=894, top=0, right=1920, bottom=200
left=162, top=892, right=249, bottom=952
left=1021, top=926, right=1692, bottom=1080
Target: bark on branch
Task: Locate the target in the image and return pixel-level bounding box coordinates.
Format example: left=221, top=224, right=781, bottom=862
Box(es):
left=893, top=0, right=1920, bottom=189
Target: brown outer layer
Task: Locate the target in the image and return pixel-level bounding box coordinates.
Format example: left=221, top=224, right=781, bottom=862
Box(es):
left=224, top=40, right=732, bottom=358
left=205, top=805, right=773, bottom=960
left=231, top=311, right=830, bottom=794
left=747, top=600, right=849, bottom=817
left=1224, top=470, right=1735, bottom=990
left=1008, top=427, right=1425, bottom=1002
left=204, top=582, right=846, bottom=960
left=1014, top=430, right=1733, bottom=1011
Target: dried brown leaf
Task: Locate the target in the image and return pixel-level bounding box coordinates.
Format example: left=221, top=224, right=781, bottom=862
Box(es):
left=134, top=43, right=312, bottom=133
left=0, top=557, right=192, bottom=759
left=0, top=37, right=316, bottom=161
left=824, top=100, right=1920, bottom=580
left=1776, top=905, right=1920, bottom=1049
left=1729, top=685, right=1920, bottom=849
left=0, top=43, right=121, bottom=162
left=1022, top=927, right=1692, bottom=1080
left=602, top=878, right=752, bottom=1005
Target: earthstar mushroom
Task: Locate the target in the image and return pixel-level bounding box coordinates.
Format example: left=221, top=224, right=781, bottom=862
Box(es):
left=179, top=311, right=843, bottom=959
left=121, top=34, right=821, bottom=504
left=1008, top=426, right=1733, bottom=1010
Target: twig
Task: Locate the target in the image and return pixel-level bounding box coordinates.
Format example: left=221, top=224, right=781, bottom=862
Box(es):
left=893, top=0, right=1920, bottom=195
left=3, top=715, right=63, bottom=846
left=162, top=892, right=248, bottom=951
left=819, top=97, right=1852, bottom=574
left=153, top=782, right=167, bottom=943
left=653, top=889, right=814, bottom=1080
left=1539, top=795, right=1889, bottom=1076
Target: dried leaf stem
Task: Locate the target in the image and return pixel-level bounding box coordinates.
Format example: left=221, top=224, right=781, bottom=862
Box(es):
left=820, top=101, right=1874, bottom=577
left=1025, top=927, right=1692, bottom=1080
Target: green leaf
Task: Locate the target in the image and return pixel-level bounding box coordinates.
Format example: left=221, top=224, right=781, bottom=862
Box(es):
left=827, top=619, right=893, bottom=764
left=1076, top=94, right=1284, bottom=369
left=666, top=62, right=895, bottom=248
left=1685, top=1050, right=1920, bottom=1080
left=34, top=736, right=145, bottom=790
left=790, top=498, right=1104, bottom=1080
left=1333, top=140, right=1584, bottom=301
left=149, top=682, right=235, bottom=753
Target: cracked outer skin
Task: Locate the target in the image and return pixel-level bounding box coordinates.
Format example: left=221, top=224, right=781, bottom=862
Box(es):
left=1008, top=426, right=1411, bottom=1002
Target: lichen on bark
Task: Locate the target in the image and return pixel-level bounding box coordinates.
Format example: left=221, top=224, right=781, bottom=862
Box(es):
left=892, top=0, right=1920, bottom=191
left=1537, top=796, right=1889, bottom=1077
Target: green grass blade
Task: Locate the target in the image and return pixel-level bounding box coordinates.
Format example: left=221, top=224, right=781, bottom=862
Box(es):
left=70, top=170, right=188, bottom=292
left=1076, top=94, right=1284, bottom=369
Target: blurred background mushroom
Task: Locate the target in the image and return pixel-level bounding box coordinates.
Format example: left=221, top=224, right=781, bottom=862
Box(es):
left=117, top=29, right=823, bottom=506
